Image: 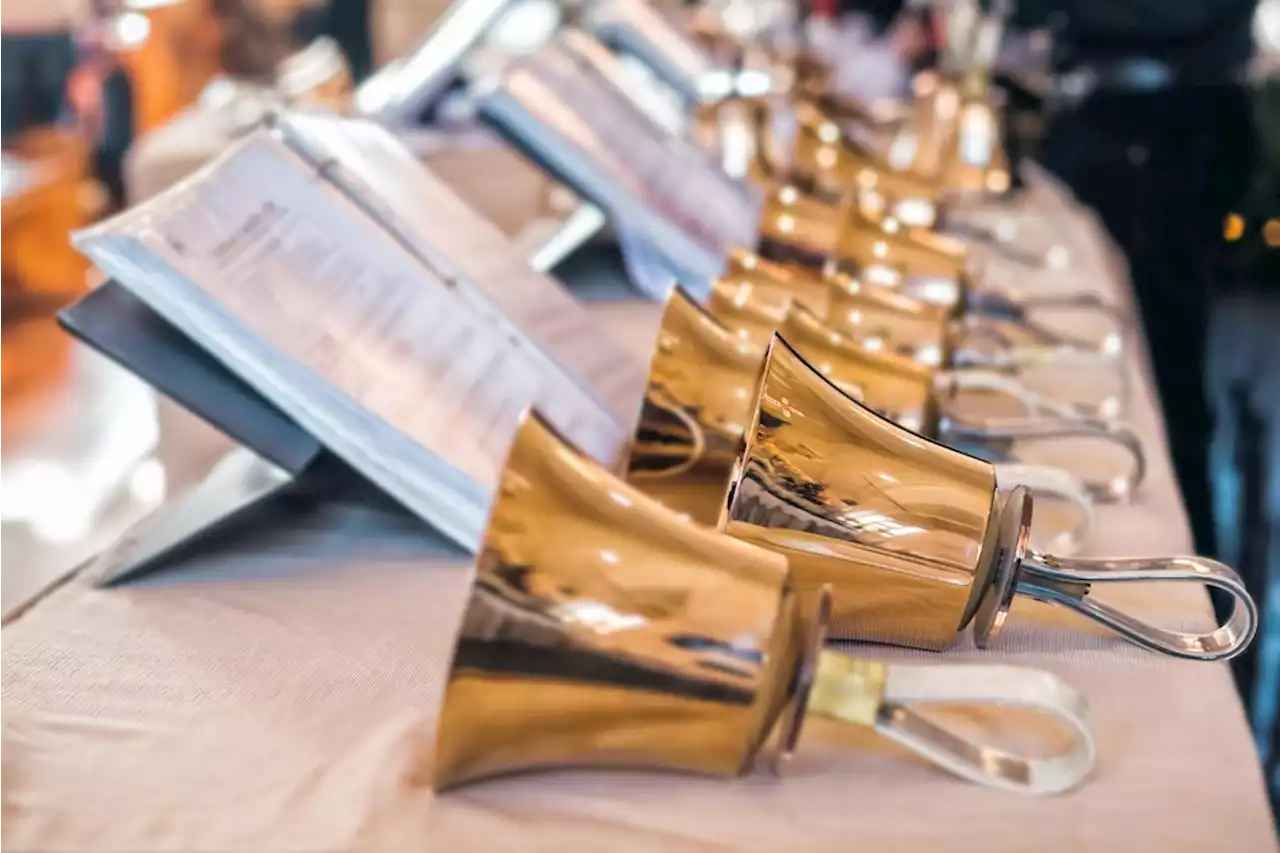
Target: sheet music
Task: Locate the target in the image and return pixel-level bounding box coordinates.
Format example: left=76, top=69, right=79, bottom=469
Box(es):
left=269, top=110, right=648, bottom=427
left=74, top=132, right=630, bottom=551
left=477, top=34, right=763, bottom=298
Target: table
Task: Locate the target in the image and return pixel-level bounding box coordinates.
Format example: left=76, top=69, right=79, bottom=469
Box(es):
left=4, top=197, right=1278, bottom=853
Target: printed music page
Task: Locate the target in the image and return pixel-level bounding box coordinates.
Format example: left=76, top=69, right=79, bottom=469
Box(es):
left=476, top=34, right=761, bottom=296
left=73, top=131, right=630, bottom=551
left=269, top=110, right=648, bottom=424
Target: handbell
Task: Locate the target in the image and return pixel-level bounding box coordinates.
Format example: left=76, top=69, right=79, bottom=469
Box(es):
left=434, top=409, right=1097, bottom=794
left=755, top=184, right=1126, bottom=354
left=824, top=271, right=1130, bottom=419
left=719, top=337, right=1257, bottom=659
left=632, top=286, right=1094, bottom=553
left=788, top=99, right=939, bottom=218
left=770, top=299, right=1144, bottom=505
left=718, top=255, right=1128, bottom=421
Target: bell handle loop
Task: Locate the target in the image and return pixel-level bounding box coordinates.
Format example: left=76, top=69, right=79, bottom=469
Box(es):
left=943, top=370, right=1084, bottom=420
left=955, top=347, right=1131, bottom=422
left=946, top=221, right=1049, bottom=269
left=873, top=663, right=1096, bottom=796
left=1019, top=291, right=1128, bottom=327
left=626, top=386, right=708, bottom=481
left=993, top=462, right=1094, bottom=555
left=1017, top=553, right=1259, bottom=662
left=966, top=416, right=1146, bottom=504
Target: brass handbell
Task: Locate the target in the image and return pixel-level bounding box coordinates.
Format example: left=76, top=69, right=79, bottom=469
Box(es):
left=434, top=410, right=1097, bottom=794
left=631, top=287, right=1091, bottom=553
left=755, top=186, right=1127, bottom=356
left=823, top=271, right=1130, bottom=421
left=788, top=99, right=938, bottom=218
left=711, top=284, right=1142, bottom=503
left=720, top=337, right=1257, bottom=659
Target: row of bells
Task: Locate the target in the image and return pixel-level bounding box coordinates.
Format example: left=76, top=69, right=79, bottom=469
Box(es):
left=192, top=6, right=1258, bottom=797
left=432, top=9, right=1256, bottom=793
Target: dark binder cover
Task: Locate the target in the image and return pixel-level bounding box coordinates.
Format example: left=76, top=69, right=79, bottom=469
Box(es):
left=56, top=282, right=379, bottom=585
left=59, top=281, right=322, bottom=476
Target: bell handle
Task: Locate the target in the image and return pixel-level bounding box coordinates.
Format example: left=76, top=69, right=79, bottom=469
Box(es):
left=948, top=348, right=1130, bottom=421
left=954, top=415, right=1146, bottom=504
left=944, top=220, right=1050, bottom=269
left=941, top=369, right=1084, bottom=420
left=809, top=655, right=1096, bottom=795
left=994, top=462, right=1094, bottom=555
left=1016, top=553, right=1259, bottom=662
left=625, top=385, right=708, bottom=481
left=965, top=290, right=1127, bottom=355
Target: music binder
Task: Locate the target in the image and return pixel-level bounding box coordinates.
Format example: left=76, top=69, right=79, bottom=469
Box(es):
left=58, top=281, right=383, bottom=585
left=65, top=122, right=647, bottom=586
left=471, top=31, right=761, bottom=299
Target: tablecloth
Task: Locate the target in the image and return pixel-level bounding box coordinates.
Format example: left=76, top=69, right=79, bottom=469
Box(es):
left=5, top=192, right=1279, bottom=852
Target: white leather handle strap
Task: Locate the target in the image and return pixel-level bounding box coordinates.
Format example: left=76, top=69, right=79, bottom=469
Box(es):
left=875, top=663, right=1096, bottom=796
left=994, top=462, right=1095, bottom=555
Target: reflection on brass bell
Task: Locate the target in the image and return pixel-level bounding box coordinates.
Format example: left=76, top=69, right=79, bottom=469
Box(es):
left=774, top=299, right=1143, bottom=504
left=754, top=179, right=1126, bottom=356
left=625, top=284, right=763, bottom=525
left=719, top=337, right=1257, bottom=659
left=825, top=273, right=1129, bottom=427
left=753, top=181, right=974, bottom=314
left=435, top=410, right=1097, bottom=794
left=789, top=100, right=938, bottom=218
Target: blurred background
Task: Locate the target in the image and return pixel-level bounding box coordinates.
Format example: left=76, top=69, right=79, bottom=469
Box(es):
left=2, top=0, right=1277, bottom=813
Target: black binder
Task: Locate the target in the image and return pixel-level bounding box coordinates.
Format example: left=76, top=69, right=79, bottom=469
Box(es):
left=59, top=281, right=406, bottom=586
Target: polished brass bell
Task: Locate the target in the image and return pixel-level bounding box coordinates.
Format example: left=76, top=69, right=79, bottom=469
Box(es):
left=824, top=271, right=1128, bottom=422
left=641, top=286, right=1095, bottom=552
left=788, top=99, right=938, bottom=216
left=754, top=180, right=973, bottom=311
left=434, top=410, right=1097, bottom=794
left=624, top=283, right=763, bottom=525
left=719, top=337, right=1258, bottom=660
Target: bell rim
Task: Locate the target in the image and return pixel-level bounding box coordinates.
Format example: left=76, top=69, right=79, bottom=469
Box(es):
left=764, top=585, right=833, bottom=773
left=972, top=485, right=1033, bottom=646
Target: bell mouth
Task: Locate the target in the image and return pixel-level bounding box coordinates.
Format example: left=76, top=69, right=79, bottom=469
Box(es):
left=971, top=485, right=1034, bottom=645
left=764, top=585, right=833, bottom=772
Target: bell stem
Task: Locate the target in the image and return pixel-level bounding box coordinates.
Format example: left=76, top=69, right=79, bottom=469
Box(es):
left=1016, top=551, right=1259, bottom=661
left=805, top=653, right=1097, bottom=795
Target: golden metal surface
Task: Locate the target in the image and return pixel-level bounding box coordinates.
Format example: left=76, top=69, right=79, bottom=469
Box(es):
left=434, top=411, right=808, bottom=790
left=776, top=302, right=938, bottom=434
left=825, top=271, right=956, bottom=368
left=835, top=208, right=971, bottom=289
left=754, top=178, right=971, bottom=304
left=720, top=337, right=1000, bottom=649
left=721, top=249, right=828, bottom=316
left=790, top=99, right=937, bottom=205
left=624, top=287, right=763, bottom=525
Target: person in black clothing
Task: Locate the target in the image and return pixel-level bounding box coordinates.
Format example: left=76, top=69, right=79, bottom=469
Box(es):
left=1016, top=0, right=1260, bottom=561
